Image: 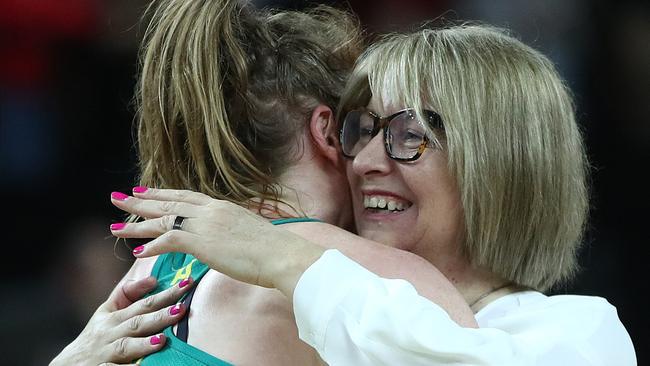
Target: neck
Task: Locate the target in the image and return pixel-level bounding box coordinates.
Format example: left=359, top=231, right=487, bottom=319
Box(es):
left=271, top=155, right=353, bottom=231
left=432, top=255, right=513, bottom=313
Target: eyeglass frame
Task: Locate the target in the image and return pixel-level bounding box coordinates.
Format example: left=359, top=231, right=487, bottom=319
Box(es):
left=339, top=108, right=444, bottom=162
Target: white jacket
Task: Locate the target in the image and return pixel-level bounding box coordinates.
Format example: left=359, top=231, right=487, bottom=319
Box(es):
left=294, top=250, right=637, bottom=366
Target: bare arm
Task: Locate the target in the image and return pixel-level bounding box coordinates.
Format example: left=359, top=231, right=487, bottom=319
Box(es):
left=110, top=187, right=476, bottom=328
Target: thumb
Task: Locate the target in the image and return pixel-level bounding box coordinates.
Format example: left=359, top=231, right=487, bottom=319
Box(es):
left=103, top=276, right=158, bottom=311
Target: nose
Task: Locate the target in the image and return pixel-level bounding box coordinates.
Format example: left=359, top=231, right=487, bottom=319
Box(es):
left=351, top=131, right=392, bottom=177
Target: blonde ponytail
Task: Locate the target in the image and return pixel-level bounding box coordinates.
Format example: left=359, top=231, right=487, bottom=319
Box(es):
left=136, top=0, right=272, bottom=203
left=135, top=0, right=362, bottom=208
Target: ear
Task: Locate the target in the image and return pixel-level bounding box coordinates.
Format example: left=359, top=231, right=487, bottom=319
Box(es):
left=308, top=104, right=343, bottom=167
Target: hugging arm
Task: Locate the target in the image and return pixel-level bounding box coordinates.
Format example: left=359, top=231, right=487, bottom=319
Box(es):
left=110, top=187, right=476, bottom=327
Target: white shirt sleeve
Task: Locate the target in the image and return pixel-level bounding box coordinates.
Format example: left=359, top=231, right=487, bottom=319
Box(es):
left=293, top=250, right=636, bottom=366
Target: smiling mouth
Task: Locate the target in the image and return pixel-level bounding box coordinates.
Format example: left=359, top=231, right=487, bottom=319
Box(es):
left=363, top=195, right=412, bottom=213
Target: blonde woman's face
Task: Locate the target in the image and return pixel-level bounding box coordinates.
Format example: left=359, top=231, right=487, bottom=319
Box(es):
left=346, top=96, right=464, bottom=263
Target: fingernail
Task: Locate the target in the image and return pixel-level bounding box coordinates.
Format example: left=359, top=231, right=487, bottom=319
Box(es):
left=179, top=278, right=191, bottom=288
left=111, top=191, right=129, bottom=201
left=133, top=186, right=148, bottom=194
left=150, top=334, right=163, bottom=345
left=169, top=304, right=182, bottom=316
left=132, top=245, right=145, bottom=255
left=110, top=223, right=126, bottom=231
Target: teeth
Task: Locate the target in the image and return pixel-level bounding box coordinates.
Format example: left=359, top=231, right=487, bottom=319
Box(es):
left=369, top=197, right=378, bottom=207
left=363, top=195, right=409, bottom=212
left=378, top=198, right=387, bottom=208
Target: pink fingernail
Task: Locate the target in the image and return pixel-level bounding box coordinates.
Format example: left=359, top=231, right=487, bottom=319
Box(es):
left=169, top=304, right=182, bottom=316
left=179, top=278, right=191, bottom=288
left=111, top=191, right=129, bottom=201
left=110, top=223, right=126, bottom=231
left=133, top=186, right=148, bottom=194
left=132, top=245, right=145, bottom=255
left=150, top=334, right=163, bottom=345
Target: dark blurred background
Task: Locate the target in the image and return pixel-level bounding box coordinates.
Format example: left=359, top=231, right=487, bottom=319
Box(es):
left=0, top=0, right=647, bottom=364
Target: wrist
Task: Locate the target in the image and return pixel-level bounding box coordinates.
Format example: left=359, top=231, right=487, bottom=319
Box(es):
left=50, top=339, right=87, bottom=366
left=265, top=230, right=325, bottom=298
left=50, top=351, right=74, bottom=366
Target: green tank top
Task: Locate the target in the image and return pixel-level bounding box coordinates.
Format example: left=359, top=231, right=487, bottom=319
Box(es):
left=136, top=217, right=321, bottom=366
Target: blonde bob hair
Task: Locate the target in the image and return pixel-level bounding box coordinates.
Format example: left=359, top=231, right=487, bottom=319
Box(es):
left=339, top=25, right=589, bottom=291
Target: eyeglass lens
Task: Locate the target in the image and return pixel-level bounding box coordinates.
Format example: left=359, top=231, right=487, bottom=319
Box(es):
left=341, top=109, right=428, bottom=159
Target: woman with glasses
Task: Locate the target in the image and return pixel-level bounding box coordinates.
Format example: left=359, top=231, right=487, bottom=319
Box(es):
left=115, top=24, right=636, bottom=364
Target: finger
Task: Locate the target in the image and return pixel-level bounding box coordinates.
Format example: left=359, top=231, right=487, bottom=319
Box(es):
left=114, top=303, right=186, bottom=338
left=116, top=276, right=158, bottom=310
left=104, top=334, right=166, bottom=364
left=120, top=276, right=158, bottom=305
left=132, top=186, right=214, bottom=206
left=114, top=275, right=194, bottom=322
left=111, top=216, right=198, bottom=239
left=131, top=230, right=202, bottom=259
left=103, top=276, right=158, bottom=312
left=110, top=192, right=200, bottom=219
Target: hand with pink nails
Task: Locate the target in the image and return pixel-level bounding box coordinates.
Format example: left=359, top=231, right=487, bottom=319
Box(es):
left=50, top=275, right=192, bottom=366
left=109, top=187, right=325, bottom=299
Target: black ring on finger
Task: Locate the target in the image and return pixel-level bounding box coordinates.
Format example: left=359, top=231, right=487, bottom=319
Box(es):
left=172, top=216, right=186, bottom=231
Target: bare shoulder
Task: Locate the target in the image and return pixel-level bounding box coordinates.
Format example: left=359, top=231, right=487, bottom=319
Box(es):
left=120, top=255, right=160, bottom=282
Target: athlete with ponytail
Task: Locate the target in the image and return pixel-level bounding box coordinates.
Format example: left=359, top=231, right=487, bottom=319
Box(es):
left=51, top=1, right=477, bottom=365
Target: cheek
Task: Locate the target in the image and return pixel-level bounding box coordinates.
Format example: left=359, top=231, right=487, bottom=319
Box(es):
left=413, top=177, right=464, bottom=244
left=418, top=171, right=459, bottom=213
left=345, top=162, right=359, bottom=191
left=344, top=162, right=363, bottom=213
left=408, top=155, right=462, bottom=223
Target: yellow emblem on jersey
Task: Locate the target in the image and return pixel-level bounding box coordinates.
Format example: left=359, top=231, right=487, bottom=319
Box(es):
left=170, top=258, right=197, bottom=286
